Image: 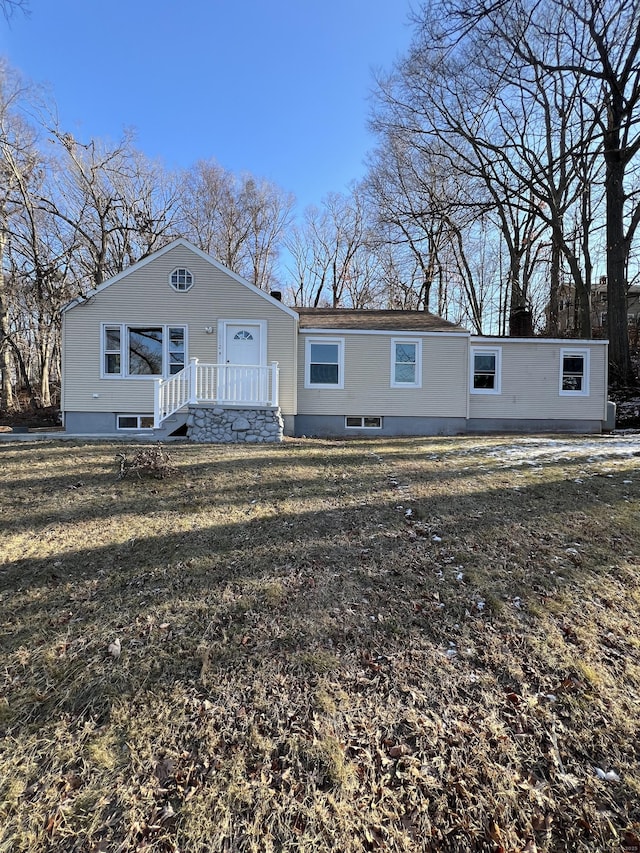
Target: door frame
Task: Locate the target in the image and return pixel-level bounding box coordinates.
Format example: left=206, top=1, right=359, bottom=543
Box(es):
left=217, top=319, right=268, bottom=365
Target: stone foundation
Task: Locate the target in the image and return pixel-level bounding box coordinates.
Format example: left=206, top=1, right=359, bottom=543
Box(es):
left=186, top=405, right=284, bottom=443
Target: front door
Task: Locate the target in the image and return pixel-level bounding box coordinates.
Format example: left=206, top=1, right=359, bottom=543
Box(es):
left=225, top=324, right=261, bottom=366
left=223, top=323, right=264, bottom=402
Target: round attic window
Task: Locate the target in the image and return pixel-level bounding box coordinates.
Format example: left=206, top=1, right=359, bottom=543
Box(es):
left=170, top=268, right=193, bottom=292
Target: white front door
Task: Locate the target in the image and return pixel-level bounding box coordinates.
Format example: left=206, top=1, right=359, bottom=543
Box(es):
left=222, top=323, right=265, bottom=402
left=225, top=324, right=261, bottom=366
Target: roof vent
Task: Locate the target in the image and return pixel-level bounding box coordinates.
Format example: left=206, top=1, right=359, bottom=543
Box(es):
left=270, top=290, right=282, bottom=302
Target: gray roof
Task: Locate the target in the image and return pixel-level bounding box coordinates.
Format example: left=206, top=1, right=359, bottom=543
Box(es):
left=296, top=308, right=467, bottom=333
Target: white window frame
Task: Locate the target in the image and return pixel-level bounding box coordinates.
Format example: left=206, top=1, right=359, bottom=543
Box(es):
left=390, top=338, right=422, bottom=388
left=345, top=416, right=383, bottom=429
left=169, top=268, right=194, bottom=292
left=304, top=337, right=345, bottom=389
left=103, top=325, right=122, bottom=376
left=559, top=347, right=590, bottom=396
left=117, top=414, right=155, bottom=430
left=101, top=324, right=188, bottom=379
left=470, top=346, right=502, bottom=395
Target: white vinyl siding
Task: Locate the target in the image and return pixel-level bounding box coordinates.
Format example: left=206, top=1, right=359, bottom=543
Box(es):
left=468, top=339, right=607, bottom=421
left=298, top=332, right=468, bottom=418
left=62, top=244, right=298, bottom=417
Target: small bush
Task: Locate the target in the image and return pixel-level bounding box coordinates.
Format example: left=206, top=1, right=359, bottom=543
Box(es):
left=116, top=444, right=176, bottom=480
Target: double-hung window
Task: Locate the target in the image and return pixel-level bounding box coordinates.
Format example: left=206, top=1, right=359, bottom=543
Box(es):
left=305, top=337, right=344, bottom=388
left=391, top=338, right=422, bottom=388
left=470, top=346, right=501, bottom=394
left=560, top=348, right=589, bottom=395
left=102, top=324, right=186, bottom=378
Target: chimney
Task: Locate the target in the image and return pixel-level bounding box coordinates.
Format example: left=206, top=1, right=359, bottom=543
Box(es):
left=509, top=306, right=533, bottom=337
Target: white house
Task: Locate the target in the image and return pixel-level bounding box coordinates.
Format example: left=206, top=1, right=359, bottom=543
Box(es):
left=60, top=240, right=609, bottom=441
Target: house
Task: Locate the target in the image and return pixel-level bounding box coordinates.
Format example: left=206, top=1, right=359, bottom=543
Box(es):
left=555, top=276, right=640, bottom=336
left=61, top=239, right=609, bottom=440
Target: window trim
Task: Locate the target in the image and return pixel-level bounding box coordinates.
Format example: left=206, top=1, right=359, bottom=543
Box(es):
left=101, top=323, right=188, bottom=379
left=304, top=336, right=345, bottom=389
left=345, top=416, right=383, bottom=429
left=169, top=268, right=194, bottom=292
left=470, top=346, right=502, bottom=395
left=103, top=325, right=122, bottom=376
left=390, top=338, right=422, bottom=388
left=559, top=347, right=590, bottom=396
left=117, top=414, right=155, bottom=430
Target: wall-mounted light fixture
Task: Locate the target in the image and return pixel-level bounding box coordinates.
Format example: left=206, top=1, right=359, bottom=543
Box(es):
left=204, top=326, right=214, bottom=334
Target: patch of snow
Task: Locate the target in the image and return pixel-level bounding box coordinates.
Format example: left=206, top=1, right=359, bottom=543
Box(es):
left=594, top=767, right=621, bottom=782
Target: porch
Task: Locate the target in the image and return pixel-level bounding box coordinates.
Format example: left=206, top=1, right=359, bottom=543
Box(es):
left=154, top=358, right=280, bottom=428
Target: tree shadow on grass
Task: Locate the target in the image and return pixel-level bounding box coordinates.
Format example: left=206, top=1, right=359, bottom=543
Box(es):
left=2, top=438, right=640, bottom=852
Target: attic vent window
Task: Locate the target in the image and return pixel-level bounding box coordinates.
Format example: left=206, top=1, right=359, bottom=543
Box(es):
left=170, top=268, right=193, bottom=292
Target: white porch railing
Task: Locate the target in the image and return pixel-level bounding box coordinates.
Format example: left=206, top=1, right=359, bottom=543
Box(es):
left=154, top=358, right=280, bottom=427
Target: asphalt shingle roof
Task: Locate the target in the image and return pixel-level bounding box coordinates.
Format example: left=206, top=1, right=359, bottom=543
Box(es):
left=296, top=308, right=467, bottom=333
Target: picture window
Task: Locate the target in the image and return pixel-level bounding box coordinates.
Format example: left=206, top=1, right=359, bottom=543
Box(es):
left=102, top=325, right=186, bottom=378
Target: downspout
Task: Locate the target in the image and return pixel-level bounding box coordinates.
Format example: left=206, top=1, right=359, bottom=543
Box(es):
left=465, top=332, right=471, bottom=429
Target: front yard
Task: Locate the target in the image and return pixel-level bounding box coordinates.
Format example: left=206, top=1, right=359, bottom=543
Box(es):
left=1, top=436, right=639, bottom=852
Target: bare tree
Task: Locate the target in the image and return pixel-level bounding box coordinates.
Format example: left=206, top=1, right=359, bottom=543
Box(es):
left=1, top=0, right=28, bottom=20
left=0, top=60, right=33, bottom=410
left=39, top=130, right=179, bottom=289
left=365, top=134, right=452, bottom=314
left=440, top=0, right=640, bottom=379
left=178, top=159, right=294, bottom=289
left=285, top=189, right=376, bottom=308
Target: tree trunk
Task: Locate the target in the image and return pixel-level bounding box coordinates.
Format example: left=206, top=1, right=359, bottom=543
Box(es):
left=605, top=126, right=633, bottom=383
left=548, top=241, right=560, bottom=336
left=0, top=224, right=15, bottom=411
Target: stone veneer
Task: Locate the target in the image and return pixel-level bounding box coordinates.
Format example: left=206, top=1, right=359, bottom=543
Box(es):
left=186, top=405, right=284, bottom=443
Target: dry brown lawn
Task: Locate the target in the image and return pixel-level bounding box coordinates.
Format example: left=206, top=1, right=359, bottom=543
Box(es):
left=1, top=435, right=640, bottom=852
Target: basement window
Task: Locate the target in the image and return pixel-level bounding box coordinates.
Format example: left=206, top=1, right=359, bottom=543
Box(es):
left=117, top=414, right=155, bottom=430
left=345, top=416, right=383, bottom=429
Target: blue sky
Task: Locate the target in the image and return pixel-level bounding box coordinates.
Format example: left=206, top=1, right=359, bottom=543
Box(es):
left=2, top=0, right=416, bottom=212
